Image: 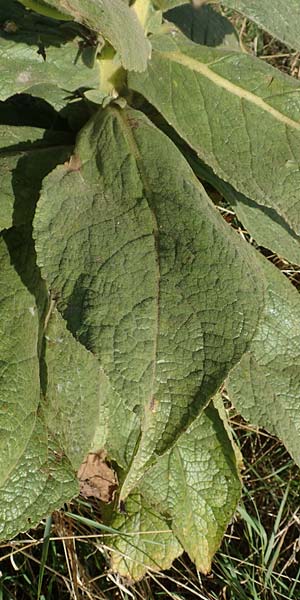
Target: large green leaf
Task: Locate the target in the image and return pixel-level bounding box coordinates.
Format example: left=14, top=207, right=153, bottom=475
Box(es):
left=109, top=493, right=183, bottom=580
left=0, top=1, right=99, bottom=102
left=129, top=31, right=300, bottom=236
left=189, top=156, right=300, bottom=266
left=219, top=0, right=300, bottom=52
left=0, top=125, right=72, bottom=231
left=0, top=226, right=105, bottom=537
left=139, top=400, right=241, bottom=573
left=33, top=106, right=265, bottom=499
left=227, top=254, right=300, bottom=467
left=31, top=0, right=151, bottom=72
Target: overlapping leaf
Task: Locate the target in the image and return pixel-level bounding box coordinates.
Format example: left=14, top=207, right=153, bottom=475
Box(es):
left=42, top=309, right=107, bottom=469
left=219, top=0, right=300, bottom=52
left=33, top=106, right=265, bottom=501
left=0, top=1, right=99, bottom=103
left=227, top=254, right=300, bottom=467
left=109, top=493, right=183, bottom=581
left=0, top=417, right=77, bottom=540
left=107, top=395, right=241, bottom=578
left=129, top=30, right=300, bottom=236
left=0, top=226, right=105, bottom=538
left=0, top=94, right=67, bottom=129
left=189, top=157, right=300, bottom=266
left=0, top=124, right=72, bottom=231
left=139, top=400, right=241, bottom=573
left=33, top=0, right=151, bottom=71
left=0, top=229, right=42, bottom=489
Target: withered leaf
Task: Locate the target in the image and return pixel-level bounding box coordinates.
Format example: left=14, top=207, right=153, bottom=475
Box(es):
left=77, top=451, right=118, bottom=502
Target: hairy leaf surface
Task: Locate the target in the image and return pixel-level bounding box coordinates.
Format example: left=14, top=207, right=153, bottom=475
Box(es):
left=0, top=228, right=76, bottom=537
left=129, top=31, right=300, bottom=235
left=0, top=230, right=41, bottom=488
left=33, top=106, right=264, bottom=499
left=227, top=255, right=300, bottom=466
left=34, top=0, right=151, bottom=71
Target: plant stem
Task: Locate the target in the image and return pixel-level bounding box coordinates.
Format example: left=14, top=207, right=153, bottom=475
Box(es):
left=132, top=0, right=152, bottom=28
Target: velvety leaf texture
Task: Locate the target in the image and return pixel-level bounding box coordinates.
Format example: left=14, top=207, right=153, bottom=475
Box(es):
left=219, top=0, right=300, bottom=52
left=129, top=30, right=300, bottom=236
left=37, top=0, right=151, bottom=71
left=227, top=254, right=300, bottom=467
left=0, top=1, right=99, bottom=102
left=33, top=106, right=265, bottom=500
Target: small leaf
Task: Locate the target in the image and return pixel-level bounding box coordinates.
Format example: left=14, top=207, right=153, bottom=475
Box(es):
left=77, top=451, right=118, bottom=501
left=109, top=493, right=183, bottom=581
left=34, top=0, right=151, bottom=71
left=219, top=0, right=300, bottom=52
left=227, top=253, right=300, bottom=467
left=129, top=31, right=300, bottom=235
left=139, top=400, right=241, bottom=573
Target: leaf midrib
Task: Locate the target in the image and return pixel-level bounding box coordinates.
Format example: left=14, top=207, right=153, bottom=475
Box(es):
left=157, top=50, right=300, bottom=132
left=113, top=107, right=161, bottom=437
